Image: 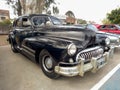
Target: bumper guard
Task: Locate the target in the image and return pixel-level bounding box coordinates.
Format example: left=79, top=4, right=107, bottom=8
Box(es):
left=55, top=51, right=110, bottom=77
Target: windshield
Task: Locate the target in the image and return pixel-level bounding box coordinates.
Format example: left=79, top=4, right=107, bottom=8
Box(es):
left=50, top=16, right=62, bottom=25
left=87, top=25, right=98, bottom=32
left=31, top=16, right=50, bottom=26
left=31, top=16, right=62, bottom=26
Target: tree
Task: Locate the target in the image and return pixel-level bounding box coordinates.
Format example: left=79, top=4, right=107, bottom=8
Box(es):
left=102, top=18, right=111, bottom=24
left=44, top=0, right=55, bottom=12
left=77, top=19, right=87, bottom=24
left=53, top=6, right=59, bottom=15
left=88, top=21, right=96, bottom=24
left=20, top=0, right=26, bottom=14
left=6, top=0, right=59, bottom=15
left=6, top=0, right=22, bottom=16
left=46, top=10, right=51, bottom=15
left=107, top=8, right=120, bottom=24
left=43, top=0, right=59, bottom=14
left=27, top=0, right=58, bottom=15
left=0, top=19, right=11, bottom=26
left=35, top=0, right=44, bottom=14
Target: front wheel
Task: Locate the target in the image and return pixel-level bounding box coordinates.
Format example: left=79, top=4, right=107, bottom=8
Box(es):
left=39, top=49, right=60, bottom=79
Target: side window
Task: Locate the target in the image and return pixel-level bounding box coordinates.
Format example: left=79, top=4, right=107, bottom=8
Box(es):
left=16, top=18, right=22, bottom=27
left=100, top=25, right=107, bottom=30
left=22, top=17, right=31, bottom=27
left=108, top=25, right=116, bottom=30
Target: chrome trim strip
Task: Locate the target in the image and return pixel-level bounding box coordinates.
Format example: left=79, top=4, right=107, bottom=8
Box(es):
left=22, top=45, right=35, bottom=54
left=22, top=48, right=35, bottom=57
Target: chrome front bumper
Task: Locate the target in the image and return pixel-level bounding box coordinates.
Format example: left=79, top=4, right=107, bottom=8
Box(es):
left=55, top=51, right=110, bottom=77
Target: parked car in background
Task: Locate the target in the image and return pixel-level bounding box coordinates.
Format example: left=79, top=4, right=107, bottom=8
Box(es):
left=76, top=24, right=120, bottom=49
left=96, top=24, right=120, bottom=34
left=8, top=14, right=111, bottom=79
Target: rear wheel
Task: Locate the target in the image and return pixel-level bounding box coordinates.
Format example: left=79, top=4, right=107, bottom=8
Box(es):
left=39, top=49, right=60, bottom=79
left=10, top=39, right=18, bottom=53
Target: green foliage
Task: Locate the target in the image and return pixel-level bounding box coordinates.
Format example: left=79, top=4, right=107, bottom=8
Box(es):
left=107, top=8, right=120, bottom=24
left=0, top=19, right=12, bottom=26
left=77, top=19, right=87, bottom=24
left=102, top=18, right=111, bottom=24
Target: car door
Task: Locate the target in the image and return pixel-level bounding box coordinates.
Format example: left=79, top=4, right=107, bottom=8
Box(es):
left=14, top=16, right=33, bottom=48
left=98, top=25, right=109, bottom=33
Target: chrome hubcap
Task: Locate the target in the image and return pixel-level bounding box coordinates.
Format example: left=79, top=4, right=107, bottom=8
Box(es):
left=42, top=55, right=53, bottom=72
left=45, top=57, right=53, bottom=69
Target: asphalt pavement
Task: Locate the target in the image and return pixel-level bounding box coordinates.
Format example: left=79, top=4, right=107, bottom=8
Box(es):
left=0, top=45, right=120, bottom=90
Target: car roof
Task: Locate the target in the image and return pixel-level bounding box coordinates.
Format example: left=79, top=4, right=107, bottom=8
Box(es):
left=18, top=14, right=51, bottom=18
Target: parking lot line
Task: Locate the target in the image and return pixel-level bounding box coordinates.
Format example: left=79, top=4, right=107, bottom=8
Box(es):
left=91, top=64, right=120, bottom=90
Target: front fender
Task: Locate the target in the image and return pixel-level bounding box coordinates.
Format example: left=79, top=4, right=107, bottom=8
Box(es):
left=23, top=37, right=69, bottom=62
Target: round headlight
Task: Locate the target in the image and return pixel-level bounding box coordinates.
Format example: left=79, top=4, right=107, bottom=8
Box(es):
left=67, top=43, right=77, bottom=56
left=105, top=38, right=110, bottom=45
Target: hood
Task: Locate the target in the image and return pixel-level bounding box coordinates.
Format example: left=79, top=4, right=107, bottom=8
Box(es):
left=35, top=25, right=96, bottom=48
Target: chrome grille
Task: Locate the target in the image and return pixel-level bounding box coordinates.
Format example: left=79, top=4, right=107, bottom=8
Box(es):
left=76, top=46, right=104, bottom=61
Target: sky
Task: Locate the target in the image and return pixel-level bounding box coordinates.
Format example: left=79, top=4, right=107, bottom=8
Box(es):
left=56, top=0, right=120, bottom=23
left=0, top=0, right=120, bottom=24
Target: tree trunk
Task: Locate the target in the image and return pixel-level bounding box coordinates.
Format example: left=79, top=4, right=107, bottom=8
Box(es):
left=17, top=0, right=22, bottom=16
left=35, top=0, right=44, bottom=14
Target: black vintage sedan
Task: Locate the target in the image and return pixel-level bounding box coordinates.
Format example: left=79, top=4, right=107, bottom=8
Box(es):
left=8, top=14, right=111, bottom=79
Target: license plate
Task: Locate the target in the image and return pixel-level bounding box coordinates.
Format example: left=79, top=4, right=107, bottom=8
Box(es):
left=64, top=68, right=78, bottom=73
left=61, top=67, right=78, bottom=73
left=97, top=57, right=106, bottom=69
